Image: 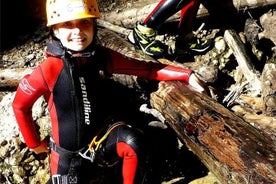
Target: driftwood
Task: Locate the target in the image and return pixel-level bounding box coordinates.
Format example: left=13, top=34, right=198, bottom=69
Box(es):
left=0, top=68, right=33, bottom=88
left=101, top=0, right=276, bottom=28
left=222, top=29, right=262, bottom=107
left=150, top=81, right=276, bottom=184
left=97, top=20, right=131, bottom=37
left=222, top=29, right=276, bottom=123
left=224, top=30, right=261, bottom=91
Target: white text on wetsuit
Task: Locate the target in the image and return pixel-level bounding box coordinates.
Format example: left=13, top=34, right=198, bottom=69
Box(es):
left=79, top=77, right=91, bottom=125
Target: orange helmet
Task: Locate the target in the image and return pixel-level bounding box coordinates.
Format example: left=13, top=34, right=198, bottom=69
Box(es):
left=46, top=0, right=101, bottom=27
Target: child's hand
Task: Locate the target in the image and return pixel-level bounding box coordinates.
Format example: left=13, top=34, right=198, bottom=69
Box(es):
left=188, top=73, right=208, bottom=94
left=31, top=140, right=50, bottom=154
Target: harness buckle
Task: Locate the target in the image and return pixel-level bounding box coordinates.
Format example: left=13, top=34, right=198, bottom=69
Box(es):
left=79, top=122, right=126, bottom=162
left=52, top=174, right=61, bottom=184
left=78, top=147, right=96, bottom=162
left=52, top=173, right=78, bottom=184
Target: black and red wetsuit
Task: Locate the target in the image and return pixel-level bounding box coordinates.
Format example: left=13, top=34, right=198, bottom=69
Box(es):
left=144, top=0, right=200, bottom=35
left=12, top=39, right=192, bottom=183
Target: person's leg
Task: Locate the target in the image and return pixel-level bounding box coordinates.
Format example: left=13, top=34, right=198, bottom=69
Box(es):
left=102, top=123, right=145, bottom=184
left=175, top=0, right=213, bottom=53
left=129, top=0, right=195, bottom=57
left=178, top=0, right=200, bottom=37
left=117, top=142, right=138, bottom=184
left=129, top=0, right=212, bottom=56
left=144, top=0, right=192, bottom=29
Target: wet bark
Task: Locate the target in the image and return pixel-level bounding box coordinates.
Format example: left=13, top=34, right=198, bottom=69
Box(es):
left=150, top=81, right=276, bottom=184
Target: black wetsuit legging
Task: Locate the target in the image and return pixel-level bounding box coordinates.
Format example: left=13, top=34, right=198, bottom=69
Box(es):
left=143, top=0, right=200, bottom=35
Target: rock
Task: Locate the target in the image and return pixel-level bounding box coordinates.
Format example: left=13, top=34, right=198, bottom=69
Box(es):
left=188, top=172, right=221, bottom=184
left=259, top=10, right=276, bottom=45
left=0, top=93, right=20, bottom=143
left=0, top=93, right=50, bottom=184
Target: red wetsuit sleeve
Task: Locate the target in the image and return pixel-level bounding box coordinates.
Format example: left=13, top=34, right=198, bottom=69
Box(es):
left=106, top=50, right=192, bottom=83
left=12, top=58, right=62, bottom=149
left=12, top=66, right=49, bottom=148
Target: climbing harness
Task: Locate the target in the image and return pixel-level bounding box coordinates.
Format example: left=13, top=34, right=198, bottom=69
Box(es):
left=78, top=122, right=126, bottom=162
left=50, top=122, right=127, bottom=183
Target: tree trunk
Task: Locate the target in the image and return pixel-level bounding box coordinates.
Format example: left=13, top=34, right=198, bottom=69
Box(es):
left=0, top=68, right=33, bottom=88
left=101, top=0, right=276, bottom=28
left=150, top=81, right=276, bottom=184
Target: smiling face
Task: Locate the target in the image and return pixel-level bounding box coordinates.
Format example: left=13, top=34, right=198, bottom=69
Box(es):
left=53, top=18, right=94, bottom=51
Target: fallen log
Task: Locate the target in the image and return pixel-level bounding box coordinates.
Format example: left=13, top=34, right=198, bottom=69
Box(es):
left=0, top=68, right=33, bottom=88
left=97, top=20, right=131, bottom=37
left=97, top=28, right=157, bottom=63
left=224, top=30, right=262, bottom=93
left=150, top=81, right=276, bottom=184
left=101, top=0, right=276, bottom=28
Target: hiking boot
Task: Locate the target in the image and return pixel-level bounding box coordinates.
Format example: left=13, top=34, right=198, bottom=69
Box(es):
left=176, top=36, right=213, bottom=54
left=128, top=23, right=165, bottom=57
